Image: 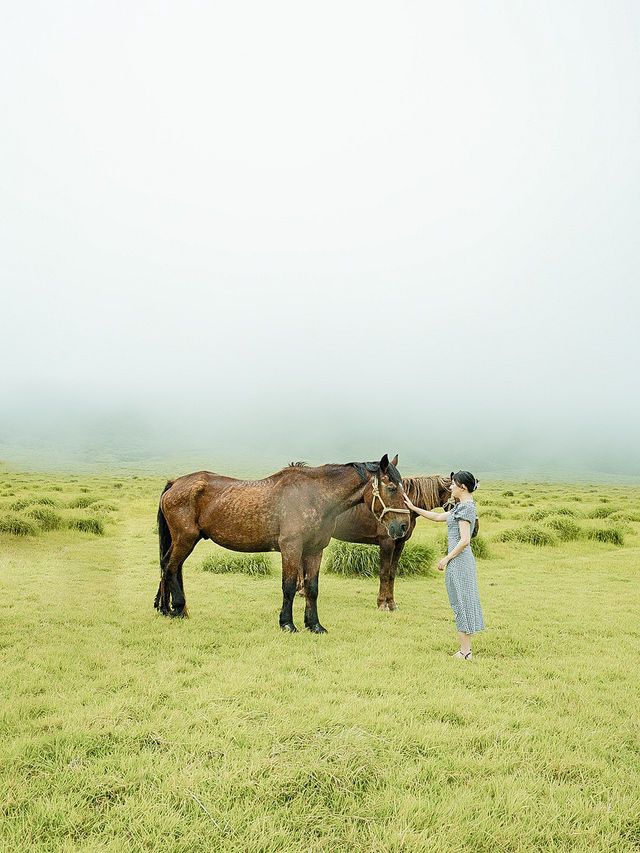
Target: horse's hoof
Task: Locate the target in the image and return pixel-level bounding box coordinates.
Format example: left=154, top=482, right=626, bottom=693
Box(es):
left=388, top=601, right=398, bottom=611
left=280, top=622, right=298, bottom=633
left=378, top=602, right=391, bottom=612
left=170, top=609, right=187, bottom=619
left=308, top=623, right=328, bottom=634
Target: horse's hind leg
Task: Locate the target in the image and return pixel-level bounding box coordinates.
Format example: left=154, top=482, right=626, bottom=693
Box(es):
left=161, top=534, right=199, bottom=618
left=156, top=542, right=173, bottom=615
left=302, top=553, right=327, bottom=634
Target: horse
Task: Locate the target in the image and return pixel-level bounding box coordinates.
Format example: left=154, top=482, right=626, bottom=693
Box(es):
left=328, top=474, right=478, bottom=610
left=154, top=454, right=411, bottom=633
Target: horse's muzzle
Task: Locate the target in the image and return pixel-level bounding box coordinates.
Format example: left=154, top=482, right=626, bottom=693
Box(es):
left=388, top=519, right=409, bottom=540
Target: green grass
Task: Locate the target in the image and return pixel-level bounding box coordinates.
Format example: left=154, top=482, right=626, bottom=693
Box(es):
left=324, top=541, right=437, bottom=578
left=587, top=526, right=625, bottom=546
left=26, top=506, right=64, bottom=531
left=544, top=517, right=583, bottom=541
left=325, top=541, right=381, bottom=577
left=589, top=505, right=619, bottom=519
left=470, top=534, right=491, bottom=559
left=481, top=508, right=503, bottom=519
left=500, top=524, right=558, bottom=546
left=0, top=472, right=639, bottom=852
left=201, top=551, right=273, bottom=577
left=68, top=495, right=99, bottom=509
left=0, top=514, right=39, bottom=536
left=397, top=542, right=437, bottom=575
left=66, top=516, right=105, bottom=536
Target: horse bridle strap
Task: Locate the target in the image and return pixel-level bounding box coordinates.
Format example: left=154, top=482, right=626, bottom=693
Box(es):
left=370, top=479, right=411, bottom=522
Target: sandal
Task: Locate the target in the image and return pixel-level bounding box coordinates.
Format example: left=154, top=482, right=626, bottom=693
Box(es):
left=452, top=650, right=473, bottom=660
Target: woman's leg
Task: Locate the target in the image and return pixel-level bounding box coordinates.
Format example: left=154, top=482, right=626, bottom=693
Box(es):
left=453, top=631, right=472, bottom=658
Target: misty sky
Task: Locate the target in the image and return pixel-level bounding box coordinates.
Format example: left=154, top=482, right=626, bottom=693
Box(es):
left=2, top=1, right=639, bottom=477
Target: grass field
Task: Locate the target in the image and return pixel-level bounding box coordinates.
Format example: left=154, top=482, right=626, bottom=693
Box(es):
left=1, top=470, right=639, bottom=852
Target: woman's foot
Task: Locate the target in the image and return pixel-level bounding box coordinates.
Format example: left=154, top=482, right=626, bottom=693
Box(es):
left=452, top=650, right=472, bottom=660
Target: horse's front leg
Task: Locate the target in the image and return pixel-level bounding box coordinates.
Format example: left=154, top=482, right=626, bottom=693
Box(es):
left=386, top=539, right=407, bottom=611
left=279, top=545, right=302, bottom=632
left=302, top=553, right=327, bottom=634
left=296, top=567, right=305, bottom=597
left=377, top=539, right=395, bottom=610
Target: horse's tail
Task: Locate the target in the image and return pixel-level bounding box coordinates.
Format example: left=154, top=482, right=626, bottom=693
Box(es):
left=158, top=480, right=174, bottom=564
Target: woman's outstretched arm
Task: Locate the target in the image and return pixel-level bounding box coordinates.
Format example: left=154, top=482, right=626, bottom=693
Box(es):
left=403, top=494, right=450, bottom=521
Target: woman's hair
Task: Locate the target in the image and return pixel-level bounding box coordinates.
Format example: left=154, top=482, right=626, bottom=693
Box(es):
left=450, top=470, right=479, bottom=493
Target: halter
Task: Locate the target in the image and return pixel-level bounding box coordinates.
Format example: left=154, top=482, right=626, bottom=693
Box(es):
left=370, top=478, right=411, bottom=523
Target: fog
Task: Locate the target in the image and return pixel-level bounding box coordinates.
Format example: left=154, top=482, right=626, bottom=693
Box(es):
left=2, top=1, right=639, bottom=479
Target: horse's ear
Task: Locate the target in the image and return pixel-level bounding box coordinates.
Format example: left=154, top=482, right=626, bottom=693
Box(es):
left=379, top=454, right=389, bottom=473
left=391, top=454, right=398, bottom=467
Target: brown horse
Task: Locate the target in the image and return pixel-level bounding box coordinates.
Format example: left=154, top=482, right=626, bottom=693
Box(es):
left=329, top=474, right=478, bottom=610
left=154, top=454, right=410, bottom=632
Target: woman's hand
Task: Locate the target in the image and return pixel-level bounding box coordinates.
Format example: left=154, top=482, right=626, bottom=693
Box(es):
left=403, top=495, right=416, bottom=511
left=437, top=557, right=448, bottom=571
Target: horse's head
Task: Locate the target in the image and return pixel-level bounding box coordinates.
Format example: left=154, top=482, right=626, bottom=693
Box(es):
left=439, top=475, right=454, bottom=510
left=362, top=454, right=410, bottom=540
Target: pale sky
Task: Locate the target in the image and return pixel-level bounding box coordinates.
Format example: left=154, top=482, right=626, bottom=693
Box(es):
left=2, top=1, right=639, bottom=476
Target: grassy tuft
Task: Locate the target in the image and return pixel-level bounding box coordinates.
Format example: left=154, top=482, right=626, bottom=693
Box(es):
left=9, top=498, right=33, bottom=511
left=481, top=508, right=503, bottom=520
left=68, top=496, right=99, bottom=509
left=398, top=542, right=437, bottom=576
left=588, top=506, right=618, bottom=519
left=587, top=526, right=625, bottom=546
left=502, top=490, right=514, bottom=497
left=544, top=518, right=583, bottom=541
left=324, top=542, right=382, bottom=577
left=470, top=535, right=491, bottom=559
left=26, top=506, right=63, bottom=531
left=0, top=514, right=39, bottom=536
left=500, top=525, right=557, bottom=546
left=201, top=551, right=273, bottom=576
left=324, top=541, right=437, bottom=578
left=531, top=506, right=580, bottom=521
left=556, top=506, right=580, bottom=516
left=67, top=516, right=105, bottom=536
left=610, top=510, right=640, bottom=522
left=91, top=501, right=118, bottom=512
left=529, top=508, right=551, bottom=521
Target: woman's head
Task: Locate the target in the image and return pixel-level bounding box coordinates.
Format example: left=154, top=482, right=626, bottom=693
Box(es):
left=450, top=470, right=478, bottom=497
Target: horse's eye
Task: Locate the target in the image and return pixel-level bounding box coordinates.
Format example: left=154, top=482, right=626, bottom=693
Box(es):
left=388, top=485, right=397, bottom=493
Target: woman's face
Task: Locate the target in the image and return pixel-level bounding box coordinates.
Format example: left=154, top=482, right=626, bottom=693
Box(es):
left=450, top=478, right=468, bottom=500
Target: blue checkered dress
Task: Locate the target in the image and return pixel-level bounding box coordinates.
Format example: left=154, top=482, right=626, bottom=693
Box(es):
left=445, top=500, right=484, bottom=634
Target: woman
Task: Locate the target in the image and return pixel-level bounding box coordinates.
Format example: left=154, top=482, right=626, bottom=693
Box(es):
left=404, top=470, right=484, bottom=660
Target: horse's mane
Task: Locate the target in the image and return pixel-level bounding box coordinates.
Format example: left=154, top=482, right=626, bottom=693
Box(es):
left=403, top=475, right=449, bottom=510
left=285, top=460, right=402, bottom=486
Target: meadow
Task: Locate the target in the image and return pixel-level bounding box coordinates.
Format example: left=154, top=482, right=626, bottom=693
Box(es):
left=1, top=469, right=639, bottom=852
